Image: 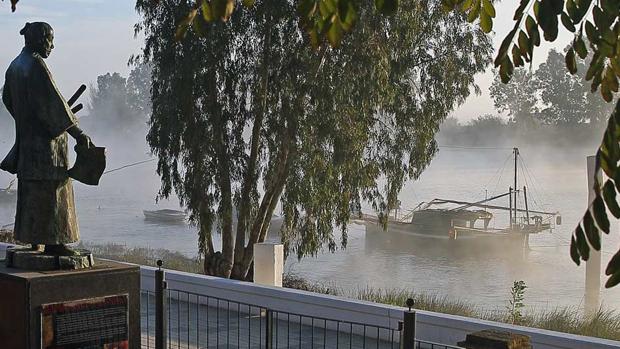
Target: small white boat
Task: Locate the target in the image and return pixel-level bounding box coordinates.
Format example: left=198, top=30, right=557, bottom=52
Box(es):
left=143, top=209, right=187, bottom=222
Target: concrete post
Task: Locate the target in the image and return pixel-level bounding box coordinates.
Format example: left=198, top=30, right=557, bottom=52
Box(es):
left=585, top=155, right=601, bottom=314
left=401, top=298, right=416, bottom=349
left=155, top=260, right=167, bottom=349
left=253, top=243, right=284, bottom=287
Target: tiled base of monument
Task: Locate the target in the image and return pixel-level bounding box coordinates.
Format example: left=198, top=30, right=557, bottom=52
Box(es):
left=0, top=259, right=140, bottom=349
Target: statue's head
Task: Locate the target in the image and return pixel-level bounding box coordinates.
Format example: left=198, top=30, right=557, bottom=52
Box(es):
left=20, top=22, right=54, bottom=58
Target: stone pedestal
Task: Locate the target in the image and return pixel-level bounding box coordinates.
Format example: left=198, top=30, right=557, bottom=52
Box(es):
left=0, top=259, right=140, bottom=349
left=6, top=246, right=95, bottom=270
left=254, top=243, right=284, bottom=287
left=458, top=330, right=532, bottom=349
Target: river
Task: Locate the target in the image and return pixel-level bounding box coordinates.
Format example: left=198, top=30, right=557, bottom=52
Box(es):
left=0, top=138, right=618, bottom=313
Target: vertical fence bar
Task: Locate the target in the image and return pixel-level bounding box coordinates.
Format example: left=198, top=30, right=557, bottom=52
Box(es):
left=401, top=298, right=416, bottom=349
left=197, top=295, right=200, bottom=348
left=155, top=260, right=167, bottom=349
left=177, top=290, right=180, bottom=348
left=146, top=291, right=150, bottom=349
left=265, top=309, right=273, bottom=349
left=248, top=305, right=252, bottom=349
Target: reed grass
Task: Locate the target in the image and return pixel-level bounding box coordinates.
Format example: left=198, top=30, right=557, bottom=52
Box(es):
left=78, top=242, right=204, bottom=274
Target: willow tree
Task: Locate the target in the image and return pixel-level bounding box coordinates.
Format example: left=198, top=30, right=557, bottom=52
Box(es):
left=135, top=0, right=490, bottom=279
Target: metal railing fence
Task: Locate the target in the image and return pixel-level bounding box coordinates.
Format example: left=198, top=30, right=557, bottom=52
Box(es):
left=140, top=261, right=463, bottom=349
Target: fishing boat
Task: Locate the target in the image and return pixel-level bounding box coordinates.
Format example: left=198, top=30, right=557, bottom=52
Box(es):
left=143, top=209, right=187, bottom=223
left=356, top=147, right=560, bottom=248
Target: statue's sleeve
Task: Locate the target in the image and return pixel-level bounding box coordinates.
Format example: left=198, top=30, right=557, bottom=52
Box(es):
left=29, top=57, right=77, bottom=138
left=2, top=79, right=13, bottom=117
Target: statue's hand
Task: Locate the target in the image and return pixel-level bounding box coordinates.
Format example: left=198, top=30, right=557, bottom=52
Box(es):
left=77, top=134, right=92, bottom=149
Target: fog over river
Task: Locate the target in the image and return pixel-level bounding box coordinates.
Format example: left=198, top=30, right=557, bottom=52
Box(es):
left=0, top=132, right=619, bottom=313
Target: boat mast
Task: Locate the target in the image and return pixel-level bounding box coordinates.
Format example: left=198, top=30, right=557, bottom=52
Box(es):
left=523, top=186, right=530, bottom=224
left=509, top=187, right=513, bottom=229
left=513, top=147, right=519, bottom=227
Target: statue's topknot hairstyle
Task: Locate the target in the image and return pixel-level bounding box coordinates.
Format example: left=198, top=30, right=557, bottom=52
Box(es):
left=19, top=22, right=53, bottom=49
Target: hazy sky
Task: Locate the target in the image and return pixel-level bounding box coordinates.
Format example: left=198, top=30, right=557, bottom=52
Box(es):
left=0, top=1, right=573, bottom=123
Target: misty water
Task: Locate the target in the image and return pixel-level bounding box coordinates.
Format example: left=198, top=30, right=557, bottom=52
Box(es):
left=1, top=133, right=619, bottom=313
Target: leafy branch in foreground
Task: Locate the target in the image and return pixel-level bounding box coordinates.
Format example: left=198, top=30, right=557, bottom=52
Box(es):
left=1, top=0, right=18, bottom=12
left=175, top=0, right=493, bottom=48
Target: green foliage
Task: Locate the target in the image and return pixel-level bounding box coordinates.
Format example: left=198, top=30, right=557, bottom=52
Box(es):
left=507, top=280, right=527, bottom=325
left=495, top=0, right=620, bottom=102
left=167, top=0, right=498, bottom=50
left=135, top=0, right=490, bottom=279
left=170, top=0, right=400, bottom=48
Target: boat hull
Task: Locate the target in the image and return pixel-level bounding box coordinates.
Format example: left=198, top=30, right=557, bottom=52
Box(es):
left=143, top=209, right=187, bottom=223
left=357, top=214, right=530, bottom=254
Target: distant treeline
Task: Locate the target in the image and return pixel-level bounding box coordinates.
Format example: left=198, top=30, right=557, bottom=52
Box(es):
left=81, top=64, right=152, bottom=141
left=0, top=64, right=152, bottom=144
left=438, top=46, right=614, bottom=151
left=437, top=115, right=605, bottom=150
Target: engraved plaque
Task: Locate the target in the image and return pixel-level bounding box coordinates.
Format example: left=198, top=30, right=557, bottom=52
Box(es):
left=41, top=294, right=129, bottom=349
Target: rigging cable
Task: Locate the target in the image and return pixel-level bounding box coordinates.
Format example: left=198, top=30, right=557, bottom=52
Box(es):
left=518, top=156, right=544, bottom=211
left=489, top=153, right=513, bottom=198
left=103, top=158, right=156, bottom=175
left=438, top=145, right=514, bottom=150
left=519, top=153, right=550, bottom=211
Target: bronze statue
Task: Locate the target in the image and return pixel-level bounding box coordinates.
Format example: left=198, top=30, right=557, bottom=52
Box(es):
left=1, top=22, right=98, bottom=257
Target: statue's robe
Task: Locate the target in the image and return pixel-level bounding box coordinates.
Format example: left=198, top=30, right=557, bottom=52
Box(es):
left=1, top=48, right=79, bottom=245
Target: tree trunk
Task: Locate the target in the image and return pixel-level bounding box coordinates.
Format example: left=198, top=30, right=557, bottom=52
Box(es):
left=199, top=205, right=215, bottom=275
left=232, top=108, right=297, bottom=280
left=232, top=21, right=271, bottom=278
left=204, top=66, right=235, bottom=278
left=214, top=128, right=235, bottom=278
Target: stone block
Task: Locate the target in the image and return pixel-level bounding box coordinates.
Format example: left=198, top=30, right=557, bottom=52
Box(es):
left=6, top=247, right=95, bottom=270
left=458, top=329, right=532, bottom=349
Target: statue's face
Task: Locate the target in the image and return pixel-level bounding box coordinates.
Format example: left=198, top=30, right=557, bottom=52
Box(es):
left=35, top=29, right=54, bottom=58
